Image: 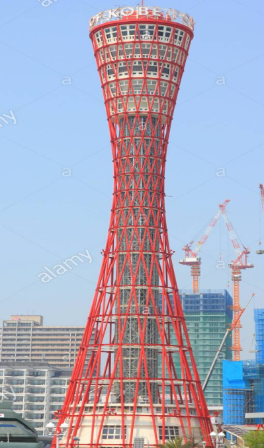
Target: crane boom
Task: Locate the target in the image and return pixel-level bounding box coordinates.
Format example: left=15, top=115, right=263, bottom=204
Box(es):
left=220, top=204, right=242, bottom=255
left=202, top=293, right=255, bottom=392
left=194, top=200, right=229, bottom=254
left=180, top=199, right=229, bottom=293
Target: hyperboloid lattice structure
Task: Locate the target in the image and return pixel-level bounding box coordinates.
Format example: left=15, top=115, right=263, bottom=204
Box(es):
left=52, top=6, right=213, bottom=448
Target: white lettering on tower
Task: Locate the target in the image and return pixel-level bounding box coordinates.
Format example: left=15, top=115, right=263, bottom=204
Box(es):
left=89, top=7, right=194, bottom=31
left=121, top=7, right=134, bottom=16
left=137, top=7, right=149, bottom=16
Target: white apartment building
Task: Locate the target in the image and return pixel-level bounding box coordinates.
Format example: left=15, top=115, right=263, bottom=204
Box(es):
left=0, top=362, right=72, bottom=435
left=0, top=315, right=86, bottom=368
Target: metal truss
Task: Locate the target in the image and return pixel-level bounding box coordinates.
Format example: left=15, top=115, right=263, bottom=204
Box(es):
left=52, top=13, right=213, bottom=448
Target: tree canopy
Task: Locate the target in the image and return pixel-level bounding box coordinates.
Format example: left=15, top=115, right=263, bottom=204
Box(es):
left=158, top=436, right=199, bottom=448
left=244, top=430, right=264, bottom=448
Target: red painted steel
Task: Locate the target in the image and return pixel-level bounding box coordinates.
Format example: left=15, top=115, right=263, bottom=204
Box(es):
left=52, top=11, right=213, bottom=448
left=180, top=200, right=229, bottom=293
left=220, top=203, right=254, bottom=361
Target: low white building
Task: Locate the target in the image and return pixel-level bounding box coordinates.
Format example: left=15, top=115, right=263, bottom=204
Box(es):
left=0, top=362, right=72, bottom=435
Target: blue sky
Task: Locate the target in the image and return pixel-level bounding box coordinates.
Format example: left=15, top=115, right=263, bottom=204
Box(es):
left=1, top=0, right=264, bottom=359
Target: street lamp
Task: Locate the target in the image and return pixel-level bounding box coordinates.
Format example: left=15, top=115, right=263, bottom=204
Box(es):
left=202, top=441, right=207, bottom=448
left=210, top=431, right=225, bottom=448
left=46, top=421, right=69, bottom=448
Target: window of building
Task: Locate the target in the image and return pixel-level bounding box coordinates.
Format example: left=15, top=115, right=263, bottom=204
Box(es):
left=174, top=29, right=185, bottom=46
left=160, top=62, right=170, bottom=78
left=104, top=27, right=117, bottom=42
left=95, top=31, right=102, bottom=47
left=158, top=26, right=172, bottom=42
left=158, top=45, right=172, bottom=61
left=146, top=61, right=158, bottom=76
left=139, top=25, right=155, bottom=40
left=108, top=46, right=117, bottom=60
left=102, top=425, right=125, bottom=439
left=140, top=43, right=151, bottom=58
left=120, top=25, right=135, bottom=40
left=159, top=426, right=179, bottom=440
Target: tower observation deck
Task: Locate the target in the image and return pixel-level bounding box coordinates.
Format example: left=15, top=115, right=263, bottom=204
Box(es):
left=52, top=6, right=213, bottom=448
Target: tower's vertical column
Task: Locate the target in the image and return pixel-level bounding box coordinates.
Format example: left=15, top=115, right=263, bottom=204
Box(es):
left=114, top=116, right=161, bottom=403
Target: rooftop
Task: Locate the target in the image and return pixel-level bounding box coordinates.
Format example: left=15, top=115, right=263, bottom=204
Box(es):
left=223, top=425, right=262, bottom=440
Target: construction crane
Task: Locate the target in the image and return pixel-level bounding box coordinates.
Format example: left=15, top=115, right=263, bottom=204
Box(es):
left=220, top=203, right=254, bottom=361
left=179, top=200, right=229, bottom=293
left=203, top=293, right=255, bottom=392
left=257, top=183, right=264, bottom=255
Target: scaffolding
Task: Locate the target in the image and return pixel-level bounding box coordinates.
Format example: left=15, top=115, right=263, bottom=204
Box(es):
left=223, top=389, right=254, bottom=426
left=243, top=360, right=259, bottom=379
left=254, top=309, right=264, bottom=364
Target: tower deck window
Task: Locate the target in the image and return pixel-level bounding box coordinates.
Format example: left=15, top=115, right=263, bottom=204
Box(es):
left=158, top=426, right=179, bottom=440
left=102, top=425, right=125, bottom=439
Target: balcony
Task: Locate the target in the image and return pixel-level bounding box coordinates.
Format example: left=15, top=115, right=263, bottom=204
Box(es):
left=26, top=389, right=46, bottom=394
left=26, top=380, right=46, bottom=386
left=25, top=405, right=45, bottom=411
left=25, top=413, right=45, bottom=420
left=4, top=371, right=25, bottom=377
left=5, top=380, right=25, bottom=386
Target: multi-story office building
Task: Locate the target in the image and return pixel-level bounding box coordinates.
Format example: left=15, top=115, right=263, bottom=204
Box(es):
left=0, top=315, right=86, bottom=368
left=0, top=362, right=71, bottom=435
left=159, top=289, right=233, bottom=409
left=180, top=289, right=233, bottom=408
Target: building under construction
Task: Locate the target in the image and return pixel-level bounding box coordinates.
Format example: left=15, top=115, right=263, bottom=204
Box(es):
left=159, top=290, right=233, bottom=408
left=223, top=309, right=264, bottom=426
left=255, top=309, right=264, bottom=364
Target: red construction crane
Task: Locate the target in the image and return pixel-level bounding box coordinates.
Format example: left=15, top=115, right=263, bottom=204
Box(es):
left=220, top=203, right=254, bottom=361
left=257, top=183, right=264, bottom=255
left=179, top=200, right=229, bottom=293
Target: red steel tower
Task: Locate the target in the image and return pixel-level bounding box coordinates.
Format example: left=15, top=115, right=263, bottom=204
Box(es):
left=53, top=6, right=213, bottom=447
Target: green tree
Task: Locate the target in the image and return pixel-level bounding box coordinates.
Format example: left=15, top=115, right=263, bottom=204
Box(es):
left=158, top=436, right=199, bottom=448
left=244, top=430, right=264, bottom=448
